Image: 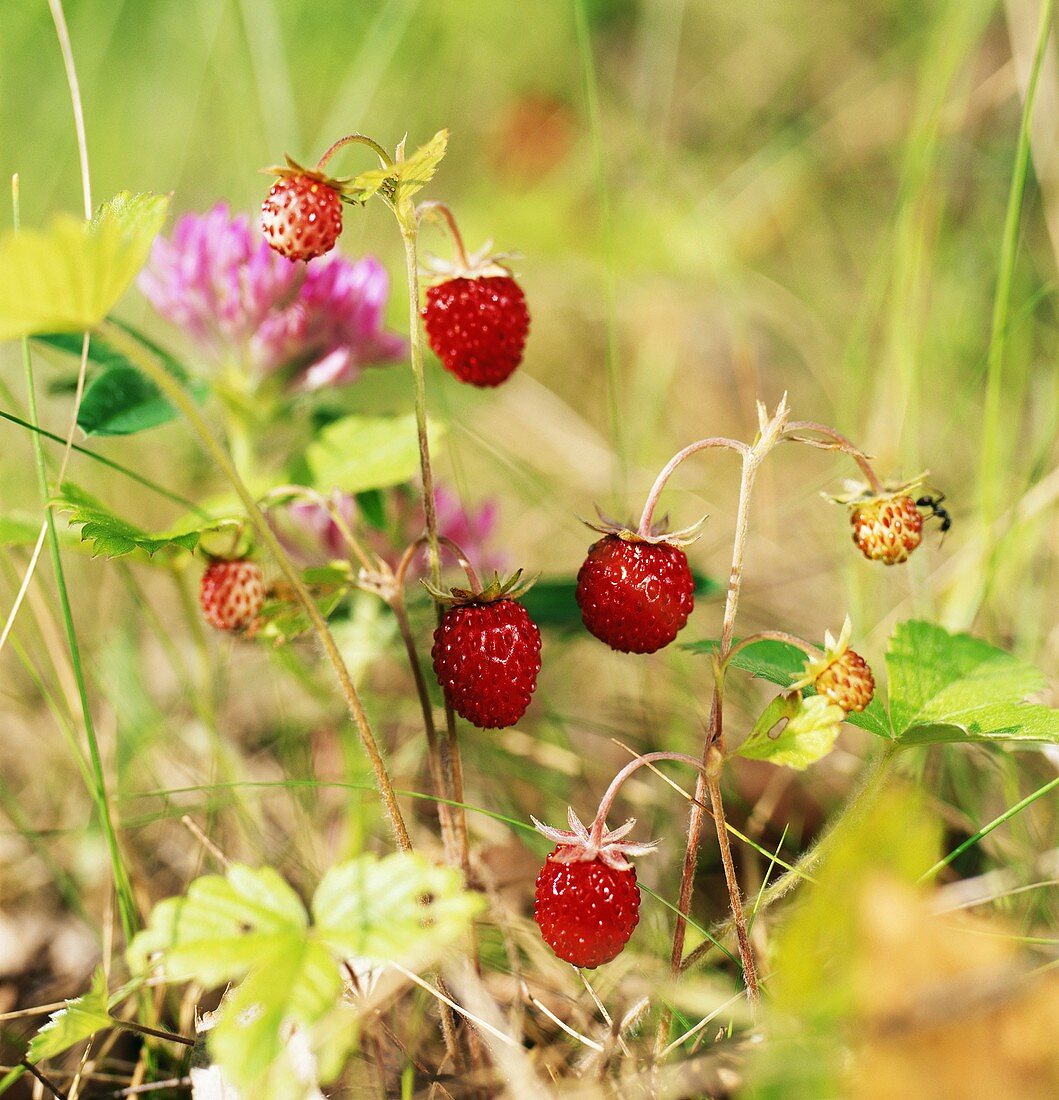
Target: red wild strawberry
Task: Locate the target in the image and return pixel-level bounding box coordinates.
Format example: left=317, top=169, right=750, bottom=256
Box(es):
left=261, top=172, right=343, bottom=262
left=532, top=809, right=658, bottom=968
left=199, top=560, right=266, bottom=633
left=423, top=275, right=530, bottom=387
left=576, top=534, right=695, bottom=654
left=850, top=494, right=923, bottom=565
left=430, top=573, right=542, bottom=729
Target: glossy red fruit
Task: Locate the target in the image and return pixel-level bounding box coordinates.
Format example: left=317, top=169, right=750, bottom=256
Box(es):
left=261, top=175, right=343, bottom=262
left=575, top=535, right=695, bottom=654
left=534, top=846, right=640, bottom=968
left=422, top=275, right=530, bottom=387
left=199, top=560, right=266, bottom=633
left=431, top=598, right=541, bottom=729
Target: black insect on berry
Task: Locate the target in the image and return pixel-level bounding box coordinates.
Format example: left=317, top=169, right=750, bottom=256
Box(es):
left=916, top=493, right=952, bottom=536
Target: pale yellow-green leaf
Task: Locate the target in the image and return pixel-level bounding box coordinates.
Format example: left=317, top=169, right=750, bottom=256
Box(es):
left=738, top=694, right=844, bottom=770
left=312, top=852, right=485, bottom=971
left=28, top=966, right=112, bottom=1061
left=0, top=191, right=169, bottom=341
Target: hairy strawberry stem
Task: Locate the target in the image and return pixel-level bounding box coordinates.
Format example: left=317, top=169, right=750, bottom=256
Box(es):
left=97, top=322, right=414, bottom=854
left=664, top=399, right=791, bottom=1032
left=637, top=437, right=749, bottom=537
left=587, top=751, right=705, bottom=847
left=417, top=200, right=471, bottom=270
left=782, top=420, right=885, bottom=494
left=723, top=630, right=821, bottom=671
left=315, top=132, right=392, bottom=173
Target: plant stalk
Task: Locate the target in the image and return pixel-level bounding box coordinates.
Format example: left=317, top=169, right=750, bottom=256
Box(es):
left=97, top=321, right=413, bottom=853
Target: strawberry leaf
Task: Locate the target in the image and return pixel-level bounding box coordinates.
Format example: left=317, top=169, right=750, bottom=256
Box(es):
left=129, top=856, right=482, bottom=1100
left=306, top=413, right=446, bottom=495
left=55, top=482, right=237, bottom=559
left=27, top=967, right=112, bottom=1061
left=879, top=620, right=1059, bottom=746
left=36, top=323, right=205, bottom=436
left=0, top=192, right=169, bottom=341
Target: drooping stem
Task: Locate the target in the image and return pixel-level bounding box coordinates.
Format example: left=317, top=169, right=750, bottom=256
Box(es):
left=315, top=133, right=392, bottom=173
left=587, top=752, right=705, bottom=846
left=97, top=322, right=413, bottom=853
left=723, top=630, right=821, bottom=671
left=637, top=437, right=749, bottom=536
left=782, top=420, right=885, bottom=494
left=417, top=200, right=471, bottom=269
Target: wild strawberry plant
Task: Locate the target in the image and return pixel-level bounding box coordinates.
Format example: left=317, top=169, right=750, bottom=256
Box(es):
left=1, top=119, right=1058, bottom=1099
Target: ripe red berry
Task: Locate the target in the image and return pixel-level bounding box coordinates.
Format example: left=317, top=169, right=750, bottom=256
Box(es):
left=261, top=174, right=343, bottom=262
left=431, top=598, right=541, bottom=729
left=850, top=494, right=923, bottom=565
left=422, top=275, right=530, bottom=387
left=534, top=847, right=640, bottom=968
left=199, top=560, right=266, bottom=633
left=575, top=535, right=695, bottom=654
left=816, top=648, right=875, bottom=713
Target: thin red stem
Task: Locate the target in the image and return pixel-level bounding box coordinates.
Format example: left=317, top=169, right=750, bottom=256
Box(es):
left=588, top=752, right=705, bottom=846
left=783, top=420, right=885, bottom=494
left=637, top=437, right=749, bottom=536
left=315, top=133, right=392, bottom=173
left=417, top=200, right=471, bottom=269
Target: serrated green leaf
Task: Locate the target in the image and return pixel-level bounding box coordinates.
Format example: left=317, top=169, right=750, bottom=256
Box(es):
left=312, top=853, right=485, bottom=970
left=129, top=854, right=481, bottom=1099
left=395, top=129, right=448, bottom=196
left=738, top=694, right=844, bottom=770
left=684, top=637, right=808, bottom=685
left=55, top=482, right=235, bottom=559
left=0, top=192, right=169, bottom=341
left=884, top=621, right=1059, bottom=745
left=306, top=414, right=445, bottom=495
left=28, top=967, right=112, bottom=1061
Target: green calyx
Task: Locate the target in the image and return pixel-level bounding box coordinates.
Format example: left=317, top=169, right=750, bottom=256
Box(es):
left=422, top=568, right=538, bottom=607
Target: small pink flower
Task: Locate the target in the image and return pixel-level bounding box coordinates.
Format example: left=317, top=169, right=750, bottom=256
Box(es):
left=139, top=204, right=404, bottom=389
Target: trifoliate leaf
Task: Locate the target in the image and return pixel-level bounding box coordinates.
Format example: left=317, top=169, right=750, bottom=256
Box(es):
left=129, top=855, right=482, bottom=1100
left=0, top=192, right=170, bottom=341
left=55, top=483, right=237, bottom=559
left=876, top=621, right=1059, bottom=746
left=27, top=967, right=112, bottom=1061
left=738, top=693, right=845, bottom=770
left=306, top=413, right=445, bottom=495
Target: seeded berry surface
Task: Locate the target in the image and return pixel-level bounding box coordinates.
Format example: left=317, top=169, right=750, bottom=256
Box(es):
left=261, top=176, right=343, bottom=262
left=431, top=598, right=541, bottom=729
left=850, top=495, right=923, bottom=565
left=199, top=561, right=266, bottom=633
left=576, top=535, right=695, bottom=653
left=817, top=649, right=875, bottom=712
left=423, top=275, right=530, bottom=387
left=534, top=847, right=640, bottom=968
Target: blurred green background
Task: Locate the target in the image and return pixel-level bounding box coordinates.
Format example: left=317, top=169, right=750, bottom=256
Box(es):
left=0, top=0, right=1057, bottom=1052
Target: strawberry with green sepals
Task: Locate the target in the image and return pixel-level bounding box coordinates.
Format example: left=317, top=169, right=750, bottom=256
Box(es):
left=429, top=570, right=542, bottom=729
left=575, top=514, right=699, bottom=654
left=199, top=558, right=266, bottom=634
left=259, top=152, right=366, bottom=262
left=419, top=207, right=530, bottom=387
left=532, top=807, right=658, bottom=968
left=790, top=616, right=875, bottom=713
